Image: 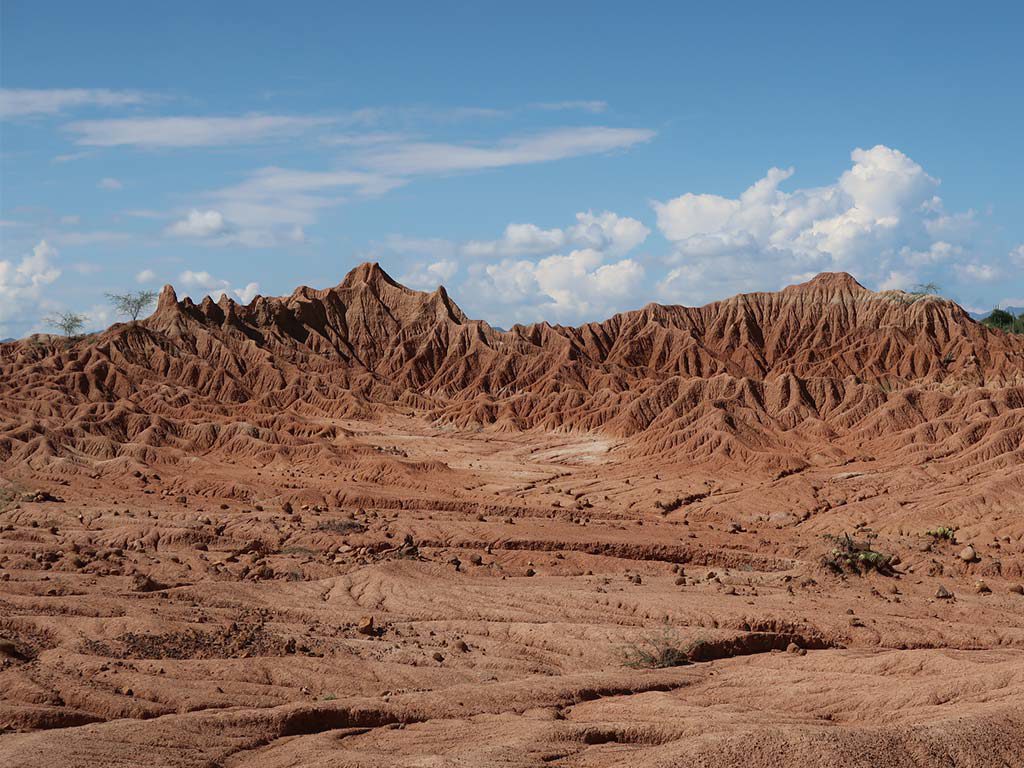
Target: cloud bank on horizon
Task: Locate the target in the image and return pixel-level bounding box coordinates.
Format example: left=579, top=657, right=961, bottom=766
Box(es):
left=2, top=3, right=1022, bottom=337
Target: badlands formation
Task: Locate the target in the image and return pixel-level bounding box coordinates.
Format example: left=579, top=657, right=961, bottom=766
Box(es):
left=1, top=262, right=1023, bottom=767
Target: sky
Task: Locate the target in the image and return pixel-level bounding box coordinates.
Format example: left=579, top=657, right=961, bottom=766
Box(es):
left=2, top=1, right=1023, bottom=337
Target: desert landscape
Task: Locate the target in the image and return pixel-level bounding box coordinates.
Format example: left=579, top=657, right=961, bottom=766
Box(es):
left=1, top=263, right=1023, bottom=767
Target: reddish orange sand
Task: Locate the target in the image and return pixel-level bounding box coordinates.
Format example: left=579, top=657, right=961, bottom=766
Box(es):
left=1, top=265, right=1023, bottom=766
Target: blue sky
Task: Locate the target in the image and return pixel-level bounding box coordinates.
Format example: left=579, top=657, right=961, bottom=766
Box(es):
left=2, top=1, right=1023, bottom=336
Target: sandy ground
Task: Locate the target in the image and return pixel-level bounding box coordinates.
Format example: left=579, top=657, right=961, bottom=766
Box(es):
left=2, top=417, right=1023, bottom=767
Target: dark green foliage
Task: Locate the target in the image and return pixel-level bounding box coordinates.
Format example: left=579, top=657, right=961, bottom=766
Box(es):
left=822, top=532, right=894, bottom=575
left=982, top=308, right=1024, bottom=334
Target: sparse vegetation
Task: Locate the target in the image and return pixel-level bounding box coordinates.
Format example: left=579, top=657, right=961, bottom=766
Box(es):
left=981, top=308, right=1024, bottom=334
left=822, top=532, right=894, bottom=575
left=910, top=281, right=941, bottom=298
left=107, top=290, right=158, bottom=323
left=46, top=311, right=86, bottom=338
left=621, top=624, right=692, bottom=668
left=314, top=518, right=367, bottom=534
left=926, top=526, right=957, bottom=541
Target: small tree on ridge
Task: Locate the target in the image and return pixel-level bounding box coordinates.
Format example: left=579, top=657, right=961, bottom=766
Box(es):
left=106, top=290, right=157, bottom=323
left=47, top=311, right=85, bottom=338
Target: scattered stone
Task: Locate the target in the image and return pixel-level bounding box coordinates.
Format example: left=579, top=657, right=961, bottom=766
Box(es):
left=975, top=580, right=991, bottom=594
left=451, top=639, right=469, bottom=653
left=935, top=585, right=953, bottom=599
left=432, top=652, right=445, bottom=662
left=130, top=574, right=165, bottom=593
left=786, top=642, right=806, bottom=656
left=959, top=545, right=977, bottom=563
left=1009, top=584, right=1024, bottom=595
left=356, top=616, right=375, bottom=636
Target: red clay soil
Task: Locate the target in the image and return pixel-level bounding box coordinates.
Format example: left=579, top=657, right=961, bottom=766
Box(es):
left=1, top=264, right=1023, bottom=767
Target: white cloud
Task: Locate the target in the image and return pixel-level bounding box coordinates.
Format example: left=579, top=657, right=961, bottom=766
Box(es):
left=166, top=209, right=228, bottom=238
left=463, top=210, right=648, bottom=258
left=98, top=177, right=123, bottom=190
left=0, top=88, right=144, bottom=118
left=463, top=248, right=646, bottom=325
left=178, top=270, right=259, bottom=304
left=399, top=260, right=458, bottom=290
left=234, top=282, right=261, bottom=303
left=1011, top=245, right=1024, bottom=267
left=359, top=127, right=655, bottom=176
left=0, top=241, right=62, bottom=334
left=136, top=269, right=156, bottom=284
left=954, top=262, right=999, bottom=282
left=530, top=100, right=609, bottom=113
left=66, top=114, right=336, bottom=148
left=651, top=145, right=995, bottom=304
left=168, top=168, right=402, bottom=247
left=463, top=223, right=567, bottom=258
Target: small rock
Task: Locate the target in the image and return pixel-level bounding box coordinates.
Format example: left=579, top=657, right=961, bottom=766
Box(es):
left=959, top=545, right=977, bottom=563
left=469, top=553, right=483, bottom=566
left=451, top=639, right=469, bottom=653
left=524, top=568, right=535, bottom=577
left=786, top=642, right=806, bottom=656
left=356, top=616, right=375, bottom=636
left=1009, top=584, right=1024, bottom=595
left=975, top=580, right=991, bottom=594
left=432, top=652, right=445, bottom=662
left=935, top=585, right=953, bottom=599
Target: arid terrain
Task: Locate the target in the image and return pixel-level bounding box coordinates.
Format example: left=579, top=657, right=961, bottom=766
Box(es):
left=1, top=263, right=1023, bottom=767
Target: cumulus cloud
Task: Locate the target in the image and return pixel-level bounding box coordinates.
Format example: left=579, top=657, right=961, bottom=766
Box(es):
left=463, top=210, right=648, bottom=258
left=399, top=260, right=459, bottom=290
left=166, top=209, right=228, bottom=238
left=135, top=269, right=156, bottom=284
left=178, top=270, right=259, bottom=303
left=463, top=248, right=646, bottom=325
left=0, top=88, right=144, bottom=118
left=0, top=240, right=62, bottom=335
left=652, top=145, right=997, bottom=304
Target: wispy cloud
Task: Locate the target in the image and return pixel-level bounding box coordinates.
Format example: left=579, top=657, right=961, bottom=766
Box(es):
left=65, top=114, right=337, bottom=148
left=358, top=126, right=655, bottom=175
left=530, top=100, right=608, bottom=113
left=0, top=88, right=145, bottom=118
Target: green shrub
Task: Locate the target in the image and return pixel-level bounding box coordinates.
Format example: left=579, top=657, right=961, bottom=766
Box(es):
left=822, top=533, right=894, bottom=575
left=925, top=526, right=957, bottom=541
